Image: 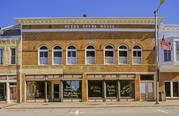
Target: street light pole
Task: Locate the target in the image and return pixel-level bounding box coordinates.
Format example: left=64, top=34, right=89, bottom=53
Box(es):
left=154, top=0, right=165, bottom=104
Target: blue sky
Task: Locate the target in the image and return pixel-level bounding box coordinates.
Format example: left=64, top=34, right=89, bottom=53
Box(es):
left=0, top=0, right=178, bottom=27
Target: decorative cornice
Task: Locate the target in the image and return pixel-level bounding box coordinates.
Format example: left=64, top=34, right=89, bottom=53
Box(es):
left=15, top=17, right=163, bottom=25
left=160, top=24, right=179, bottom=31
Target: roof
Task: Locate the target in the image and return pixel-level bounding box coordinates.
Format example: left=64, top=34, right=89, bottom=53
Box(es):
left=15, top=17, right=163, bottom=25
left=0, top=25, right=21, bottom=39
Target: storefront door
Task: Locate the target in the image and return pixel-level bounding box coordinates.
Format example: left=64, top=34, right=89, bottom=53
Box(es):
left=140, top=82, right=154, bottom=101
left=53, top=84, right=60, bottom=101
left=10, top=83, right=17, bottom=101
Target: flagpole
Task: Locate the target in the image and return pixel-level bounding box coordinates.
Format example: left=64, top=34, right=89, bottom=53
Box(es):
left=154, top=0, right=165, bottom=104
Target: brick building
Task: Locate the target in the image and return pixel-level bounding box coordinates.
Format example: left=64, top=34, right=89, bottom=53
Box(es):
left=15, top=17, right=160, bottom=102
left=0, top=25, right=21, bottom=103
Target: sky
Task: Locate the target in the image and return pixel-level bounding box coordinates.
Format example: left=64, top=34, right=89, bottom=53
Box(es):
left=0, top=0, right=178, bottom=27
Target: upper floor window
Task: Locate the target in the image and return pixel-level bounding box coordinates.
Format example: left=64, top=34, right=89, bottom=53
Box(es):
left=86, top=45, right=96, bottom=64
left=104, top=45, right=114, bottom=64
left=0, top=48, right=3, bottom=64
left=67, top=46, right=77, bottom=64
left=39, top=46, right=48, bottom=65
left=164, top=50, right=171, bottom=62
left=53, top=46, right=62, bottom=65
left=119, top=45, right=128, bottom=64
left=176, top=41, right=179, bottom=61
left=10, top=48, right=16, bottom=64
left=133, top=45, right=142, bottom=64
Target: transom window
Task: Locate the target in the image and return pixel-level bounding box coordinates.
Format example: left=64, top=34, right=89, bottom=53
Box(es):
left=176, top=42, right=179, bottom=61
left=164, top=50, right=171, bottom=62
left=53, top=46, right=62, bottom=65
left=39, top=46, right=48, bottom=65
left=133, top=45, right=142, bottom=64
left=0, top=48, right=3, bottom=64
left=86, top=45, right=96, bottom=64
left=119, top=45, right=128, bottom=64
left=67, top=46, right=77, bottom=64
left=104, top=45, right=114, bottom=64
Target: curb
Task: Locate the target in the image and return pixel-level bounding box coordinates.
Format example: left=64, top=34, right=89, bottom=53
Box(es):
left=4, top=104, right=179, bottom=109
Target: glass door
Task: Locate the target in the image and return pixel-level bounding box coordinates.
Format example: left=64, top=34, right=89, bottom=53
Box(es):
left=10, top=83, right=17, bottom=101
left=54, top=84, right=59, bottom=101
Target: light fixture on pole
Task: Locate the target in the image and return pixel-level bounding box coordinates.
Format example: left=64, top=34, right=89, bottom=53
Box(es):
left=154, top=0, right=165, bottom=104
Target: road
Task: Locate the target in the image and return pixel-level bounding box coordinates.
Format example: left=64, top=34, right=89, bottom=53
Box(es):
left=0, top=106, right=179, bottom=116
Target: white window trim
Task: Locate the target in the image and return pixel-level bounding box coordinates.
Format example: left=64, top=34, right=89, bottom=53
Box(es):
left=38, top=47, right=48, bottom=65
left=174, top=40, right=179, bottom=62
left=52, top=47, right=63, bottom=65
left=164, top=81, right=179, bottom=98
left=66, top=46, right=77, bottom=65
left=104, top=45, right=115, bottom=65
left=132, top=46, right=142, bottom=65
left=118, top=45, right=128, bottom=65
left=9, top=47, right=16, bottom=65
left=85, top=46, right=96, bottom=65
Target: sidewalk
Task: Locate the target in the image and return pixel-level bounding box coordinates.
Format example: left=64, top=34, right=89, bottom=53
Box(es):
left=2, top=100, right=179, bottom=109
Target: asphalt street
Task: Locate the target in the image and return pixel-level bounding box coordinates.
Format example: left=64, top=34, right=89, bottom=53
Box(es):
left=0, top=106, right=179, bottom=116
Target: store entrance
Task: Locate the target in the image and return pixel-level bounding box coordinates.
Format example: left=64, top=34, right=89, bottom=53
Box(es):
left=53, top=84, right=60, bottom=101
left=140, top=82, right=154, bottom=101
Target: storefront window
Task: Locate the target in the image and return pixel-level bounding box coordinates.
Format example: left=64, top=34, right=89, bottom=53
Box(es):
left=106, top=81, right=117, bottom=97
left=165, top=82, right=171, bottom=97
left=173, top=82, right=179, bottom=97
left=63, top=80, right=81, bottom=99
left=27, top=81, right=50, bottom=100
left=88, top=80, right=102, bottom=97
left=0, top=83, right=6, bottom=101
left=120, top=80, right=135, bottom=97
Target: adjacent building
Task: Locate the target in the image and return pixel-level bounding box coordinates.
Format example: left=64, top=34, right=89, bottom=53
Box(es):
left=159, top=24, right=179, bottom=100
left=15, top=17, right=159, bottom=102
left=0, top=25, right=21, bottom=103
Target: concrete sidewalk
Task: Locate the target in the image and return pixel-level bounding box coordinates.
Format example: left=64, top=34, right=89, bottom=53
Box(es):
left=1, top=100, right=179, bottom=109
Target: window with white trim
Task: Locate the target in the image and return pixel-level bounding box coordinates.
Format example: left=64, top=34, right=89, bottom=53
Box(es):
left=133, top=45, right=142, bottom=64
left=104, top=45, right=114, bottom=64
left=164, top=50, right=171, bottom=62
left=86, top=45, right=96, bottom=64
left=0, top=48, right=3, bottom=64
left=10, top=48, right=16, bottom=64
left=176, top=42, right=179, bottom=61
left=53, top=46, right=62, bottom=65
left=39, top=46, right=48, bottom=65
left=67, top=46, right=77, bottom=64
left=119, top=45, right=128, bottom=64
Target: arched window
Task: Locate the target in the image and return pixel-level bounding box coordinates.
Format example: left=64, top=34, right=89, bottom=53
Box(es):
left=133, top=45, right=142, bottom=64
left=39, top=46, right=48, bottom=65
left=119, top=45, right=128, bottom=64
left=67, top=46, right=77, bottom=64
left=104, top=45, right=114, bottom=64
left=53, top=46, right=62, bottom=64
left=86, top=45, right=96, bottom=64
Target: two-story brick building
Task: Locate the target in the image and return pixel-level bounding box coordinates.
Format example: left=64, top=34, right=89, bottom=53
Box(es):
left=159, top=24, right=179, bottom=100
left=15, top=17, right=160, bottom=103
left=0, top=25, right=21, bottom=103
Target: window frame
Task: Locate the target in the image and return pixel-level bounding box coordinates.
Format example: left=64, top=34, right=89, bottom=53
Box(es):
left=52, top=46, right=63, bottom=65
left=66, top=45, right=77, bottom=65
left=104, top=45, right=115, bottom=65
left=0, top=48, right=3, bottom=65
left=163, top=50, right=171, bottom=62
left=132, top=45, right=142, bottom=65
left=10, top=47, right=16, bottom=65
left=118, top=45, right=128, bottom=65
left=38, top=46, right=49, bottom=65
left=174, top=41, right=179, bottom=62
left=85, top=45, right=96, bottom=64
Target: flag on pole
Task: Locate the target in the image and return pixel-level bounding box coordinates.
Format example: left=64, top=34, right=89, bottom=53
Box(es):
left=160, top=36, right=172, bottom=51
left=160, top=0, right=165, bottom=5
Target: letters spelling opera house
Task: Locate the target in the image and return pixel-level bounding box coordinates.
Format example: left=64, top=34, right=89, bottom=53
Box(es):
left=15, top=17, right=161, bottom=103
